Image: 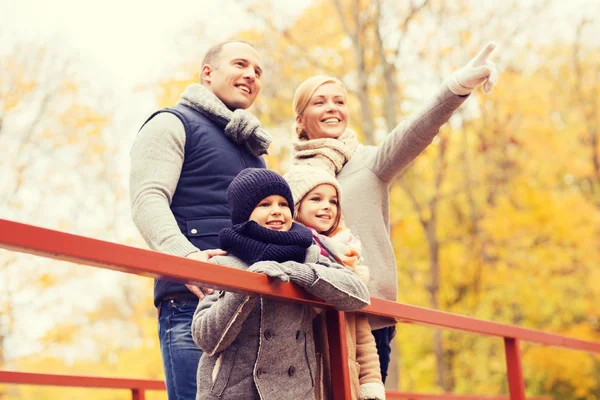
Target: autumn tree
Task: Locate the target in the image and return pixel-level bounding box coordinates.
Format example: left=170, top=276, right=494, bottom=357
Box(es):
left=0, top=36, right=164, bottom=398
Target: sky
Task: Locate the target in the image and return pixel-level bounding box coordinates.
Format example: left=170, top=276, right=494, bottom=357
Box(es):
left=1, top=0, right=310, bottom=89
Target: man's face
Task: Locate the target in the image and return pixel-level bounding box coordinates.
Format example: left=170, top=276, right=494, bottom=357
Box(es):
left=201, top=42, right=262, bottom=110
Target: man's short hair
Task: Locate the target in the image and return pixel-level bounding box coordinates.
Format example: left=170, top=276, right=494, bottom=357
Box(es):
left=200, top=40, right=255, bottom=82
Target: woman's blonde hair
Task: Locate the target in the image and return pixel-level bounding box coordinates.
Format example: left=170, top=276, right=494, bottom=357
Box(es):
left=292, top=75, right=347, bottom=140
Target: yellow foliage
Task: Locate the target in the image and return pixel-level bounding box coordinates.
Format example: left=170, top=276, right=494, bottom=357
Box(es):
left=5, top=3, right=600, bottom=399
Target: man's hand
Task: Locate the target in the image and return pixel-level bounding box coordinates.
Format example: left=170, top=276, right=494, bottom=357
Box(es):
left=185, top=249, right=227, bottom=299
left=448, top=42, right=499, bottom=95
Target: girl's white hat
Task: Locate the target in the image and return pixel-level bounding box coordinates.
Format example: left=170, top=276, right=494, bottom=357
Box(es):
left=283, top=165, right=342, bottom=205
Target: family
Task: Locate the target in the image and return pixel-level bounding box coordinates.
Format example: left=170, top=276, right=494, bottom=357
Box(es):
left=129, top=40, right=498, bottom=400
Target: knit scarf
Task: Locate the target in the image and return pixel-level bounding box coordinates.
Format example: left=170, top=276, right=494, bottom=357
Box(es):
left=219, top=221, right=313, bottom=266
left=292, top=129, right=359, bottom=175
left=179, top=84, right=272, bottom=156
left=310, top=228, right=370, bottom=284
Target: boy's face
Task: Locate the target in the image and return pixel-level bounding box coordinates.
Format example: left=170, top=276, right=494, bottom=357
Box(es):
left=249, top=195, right=293, bottom=231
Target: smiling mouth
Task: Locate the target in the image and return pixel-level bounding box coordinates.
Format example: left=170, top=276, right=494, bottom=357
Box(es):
left=322, top=118, right=341, bottom=124
left=316, top=215, right=331, bottom=220
left=266, top=221, right=284, bottom=228
left=235, top=84, right=251, bottom=94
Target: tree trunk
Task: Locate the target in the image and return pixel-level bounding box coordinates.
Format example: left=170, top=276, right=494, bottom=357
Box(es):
left=425, top=217, right=450, bottom=391
left=374, top=0, right=398, bottom=133
left=332, top=0, right=376, bottom=144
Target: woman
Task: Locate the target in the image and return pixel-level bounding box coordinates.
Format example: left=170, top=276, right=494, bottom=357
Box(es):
left=289, top=43, right=499, bottom=382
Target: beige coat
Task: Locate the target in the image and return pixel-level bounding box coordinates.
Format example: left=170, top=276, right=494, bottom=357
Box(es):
left=314, top=311, right=385, bottom=400
left=312, top=230, right=386, bottom=400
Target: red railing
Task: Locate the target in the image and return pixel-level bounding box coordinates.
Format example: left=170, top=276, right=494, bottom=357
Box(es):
left=0, top=371, right=163, bottom=400
left=0, top=371, right=553, bottom=400
left=1, top=218, right=599, bottom=400
left=386, top=394, right=552, bottom=400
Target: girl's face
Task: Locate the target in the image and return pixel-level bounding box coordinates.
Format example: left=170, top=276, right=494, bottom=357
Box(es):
left=249, top=195, right=293, bottom=231
left=297, top=184, right=339, bottom=234
left=297, top=83, right=348, bottom=140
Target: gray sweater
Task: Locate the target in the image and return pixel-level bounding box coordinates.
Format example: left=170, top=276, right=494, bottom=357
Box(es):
left=336, top=85, right=467, bottom=329
left=130, top=112, right=200, bottom=257
left=191, top=245, right=370, bottom=400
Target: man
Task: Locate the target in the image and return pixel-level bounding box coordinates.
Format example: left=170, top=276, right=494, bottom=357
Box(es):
left=130, top=41, right=269, bottom=399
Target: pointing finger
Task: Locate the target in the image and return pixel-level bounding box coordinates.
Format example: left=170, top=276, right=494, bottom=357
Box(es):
left=471, top=42, right=496, bottom=66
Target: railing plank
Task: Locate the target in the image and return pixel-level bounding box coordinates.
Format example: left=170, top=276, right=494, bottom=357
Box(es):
left=1, top=219, right=599, bottom=355
left=0, top=370, right=164, bottom=390
left=0, top=372, right=555, bottom=400
left=387, top=393, right=552, bottom=400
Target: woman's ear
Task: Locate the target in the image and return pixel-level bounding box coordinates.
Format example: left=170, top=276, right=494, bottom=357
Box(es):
left=296, top=114, right=304, bottom=131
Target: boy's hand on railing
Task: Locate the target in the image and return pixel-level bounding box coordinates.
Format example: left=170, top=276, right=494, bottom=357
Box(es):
left=185, top=248, right=228, bottom=299
left=248, top=261, right=292, bottom=283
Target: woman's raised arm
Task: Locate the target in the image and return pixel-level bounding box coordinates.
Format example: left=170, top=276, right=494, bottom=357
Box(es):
left=371, top=42, right=498, bottom=183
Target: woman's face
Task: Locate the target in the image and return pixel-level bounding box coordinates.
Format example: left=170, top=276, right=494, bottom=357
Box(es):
left=297, top=83, right=348, bottom=140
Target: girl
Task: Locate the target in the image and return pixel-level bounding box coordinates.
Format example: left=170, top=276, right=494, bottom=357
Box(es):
left=285, top=164, right=386, bottom=400
left=191, top=168, right=370, bottom=400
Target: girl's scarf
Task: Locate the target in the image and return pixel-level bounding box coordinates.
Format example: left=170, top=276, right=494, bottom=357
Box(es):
left=179, top=84, right=271, bottom=156
left=292, top=129, right=359, bottom=175
left=219, top=221, right=313, bottom=266
left=310, top=228, right=370, bottom=284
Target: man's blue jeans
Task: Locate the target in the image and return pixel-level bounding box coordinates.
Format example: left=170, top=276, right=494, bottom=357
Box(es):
left=372, top=326, right=396, bottom=383
left=158, top=298, right=203, bottom=400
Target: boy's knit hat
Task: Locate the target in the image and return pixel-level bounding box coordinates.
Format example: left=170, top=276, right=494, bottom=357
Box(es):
left=283, top=165, right=341, bottom=206
left=227, top=168, right=295, bottom=225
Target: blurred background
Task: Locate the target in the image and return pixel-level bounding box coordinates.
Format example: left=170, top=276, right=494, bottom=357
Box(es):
left=1, top=0, right=599, bottom=398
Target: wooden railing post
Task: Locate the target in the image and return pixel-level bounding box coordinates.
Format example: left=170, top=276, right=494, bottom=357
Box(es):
left=326, top=310, right=351, bottom=400
left=504, top=338, right=526, bottom=400
left=131, top=388, right=145, bottom=400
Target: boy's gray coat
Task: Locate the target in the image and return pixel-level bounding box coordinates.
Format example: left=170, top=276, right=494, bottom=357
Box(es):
left=192, top=245, right=370, bottom=400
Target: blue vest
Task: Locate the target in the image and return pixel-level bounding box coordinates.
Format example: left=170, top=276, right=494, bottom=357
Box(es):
left=141, top=104, right=266, bottom=306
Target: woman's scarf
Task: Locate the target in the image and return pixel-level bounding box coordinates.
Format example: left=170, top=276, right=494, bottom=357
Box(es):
left=179, top=84, right=271, bottom=156
left=292, top=129, right=359, bottom=175
left=219, top=221, right=313, bottom=266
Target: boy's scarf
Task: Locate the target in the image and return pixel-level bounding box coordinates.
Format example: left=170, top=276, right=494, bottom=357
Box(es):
left=292, top=129, right=359, bottom=175
left=179, top=84, right=271, bottom=156
left=219, top=221, right=313, bottom=266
